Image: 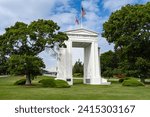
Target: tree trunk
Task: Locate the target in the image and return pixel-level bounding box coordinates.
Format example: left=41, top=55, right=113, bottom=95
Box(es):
left=25, top=74, right=31, bottom=85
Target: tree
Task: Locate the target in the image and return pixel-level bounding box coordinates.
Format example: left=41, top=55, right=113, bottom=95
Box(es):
left=8, top=55, right=45, bottom=85
left=135, top=57, right=150, bottom=83
left=0, top=54, right=8, bottom=75
left=0, top=36, right=8, bottom=75
left=73, top=59, right=83, bottom=77
left=1, top=19, right=68, bottom=85
left=102, top=2, right=150, bottom=82
left=100, top=50, right=119, bottom=78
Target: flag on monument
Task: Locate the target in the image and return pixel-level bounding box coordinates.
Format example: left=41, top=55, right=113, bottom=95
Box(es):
left=81, top=7, right=86, bottom=17
left=75, top=17, right=79, bottom=25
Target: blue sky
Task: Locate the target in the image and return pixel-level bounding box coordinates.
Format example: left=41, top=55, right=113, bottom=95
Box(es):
left=0, top=0, right=149, bottom=70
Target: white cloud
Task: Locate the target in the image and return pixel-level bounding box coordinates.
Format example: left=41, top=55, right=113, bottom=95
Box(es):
left=103, top=0, right=134, bottom=12
left=0, top=0, right=115, bottom=69
left=72, top=48, right=84, bottom=64
left=82, top=0, right=99, bottom=13
left=99, top=36, right=114, bottom=54
left=103, top=0, right=150, bottom=12
left=0, top=0, right=75, bottom=69
left=50, top=13, right=76, bottom=29
left=80, top=0, right=101, bottom=31
left=0, top=0, right=73, bottom=33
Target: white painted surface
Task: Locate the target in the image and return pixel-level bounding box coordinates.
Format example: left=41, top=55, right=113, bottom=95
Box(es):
left=57, top=28, right=110, bottom=85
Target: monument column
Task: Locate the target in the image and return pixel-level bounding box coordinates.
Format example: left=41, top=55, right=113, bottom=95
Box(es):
left=56, top=48, right=66, bottom=80
left=84, top=43, right=92, bottom=84
left=65, top=40, right=73, bottom=85
left=90, top=41, right=101, bottom=84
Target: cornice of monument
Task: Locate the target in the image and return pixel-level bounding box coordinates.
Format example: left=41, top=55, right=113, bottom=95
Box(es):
left=64, top=28, right=99, bottom=37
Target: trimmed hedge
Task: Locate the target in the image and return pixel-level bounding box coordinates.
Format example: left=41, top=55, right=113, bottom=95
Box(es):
left=119, top=77, right=131, bottom=83
left=122, top=78, right=144, bottom=86
left=14, top=79, right=26, bottom=85
left=39, top=79, right=56, bottom=87
left=55, top=80, right=70, bottom=88
left=39, top=79, right=70, bottom=88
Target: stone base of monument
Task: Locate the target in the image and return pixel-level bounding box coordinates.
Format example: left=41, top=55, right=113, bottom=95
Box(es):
left=83, top=77, right=111, bottom=85
left=56, top=77, right=111, bottom=85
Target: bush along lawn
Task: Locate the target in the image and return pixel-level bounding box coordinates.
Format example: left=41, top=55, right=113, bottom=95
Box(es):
left=122, top=77, right=144, bottom=86
left=39, top=79, right=70, bottom=88
left=118, top=77, right=145, bottom=86
left=0, top=76, right=150, bottom=100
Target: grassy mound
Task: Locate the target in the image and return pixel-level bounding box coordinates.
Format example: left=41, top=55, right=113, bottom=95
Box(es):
left=55, top=80, right=70, bottom=88
left=122, top=78, right=144, bottom=86
left=14, top=79, right=26, bottom=85
left=119, top=77, right=131, bottom=83
left=39, top=79, right=70, bottom=88
left=39, top=79, right=56, bottom=87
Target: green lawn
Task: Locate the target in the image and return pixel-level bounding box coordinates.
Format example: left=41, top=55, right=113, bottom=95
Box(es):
left=0, top=76, right=150, bottom=100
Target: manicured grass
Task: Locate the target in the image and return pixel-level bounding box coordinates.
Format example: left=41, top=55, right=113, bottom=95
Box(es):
left=0, top=76, right=150, bottom=100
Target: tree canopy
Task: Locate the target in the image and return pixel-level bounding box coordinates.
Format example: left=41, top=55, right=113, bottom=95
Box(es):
left=2, top=19, right=68, bottom=56
left=0, top=19, right=68, bottom=85
left=102, top=2, right=150, bottom=82
left=101, top=50, right=119, bottom=78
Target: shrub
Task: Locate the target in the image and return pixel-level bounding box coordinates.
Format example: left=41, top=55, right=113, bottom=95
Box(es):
left=55, top=80, right=70, bottom=88
left=118, top=78, right=124, bottom=83
left=14, top=79, right=26, bottom=85
left=118, top=77, right=131, bottom=83
left=122, top=78, right=144, bottom=86
left=39, top=79, right=56, bottom=87
left=39, top=79, right=70, bottom=88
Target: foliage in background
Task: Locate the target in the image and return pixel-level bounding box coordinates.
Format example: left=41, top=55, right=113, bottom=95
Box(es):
left=0, top=54, right=8, bottom=75
left=0, top=36, right=8, bottom=75
left=102, top=2, right=150, bottom=82
left=100, top=50, right=119, bottom=78
left=73, top=59, right=83, bottom=77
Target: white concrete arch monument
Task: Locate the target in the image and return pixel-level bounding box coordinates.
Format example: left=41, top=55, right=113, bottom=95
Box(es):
left=56, top=28, right=110, bottom=85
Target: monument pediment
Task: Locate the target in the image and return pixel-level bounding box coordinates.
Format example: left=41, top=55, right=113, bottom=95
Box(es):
left=65, top=28, right=98, bottom=37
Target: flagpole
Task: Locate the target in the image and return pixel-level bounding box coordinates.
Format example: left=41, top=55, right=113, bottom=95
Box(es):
left=80, top=1, right=83, bottom=28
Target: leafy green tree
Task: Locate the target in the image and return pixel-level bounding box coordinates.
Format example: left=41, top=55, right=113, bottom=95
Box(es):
left=8, top=55, right=45, bottom=85
left=0, top=36, right=8, bottom=75
left=135, top=57, right=150, bottom=83
left=0, top=54, right=8, bottom=75
left=100, top=51, right=119, bottom=77
left=1, top=19, right=68, bottom=85
left=73, top=59, right=83, bottom=77
left=2, top=19, right=68, bottom=56
left=102, top=2, right=150, bottom=82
